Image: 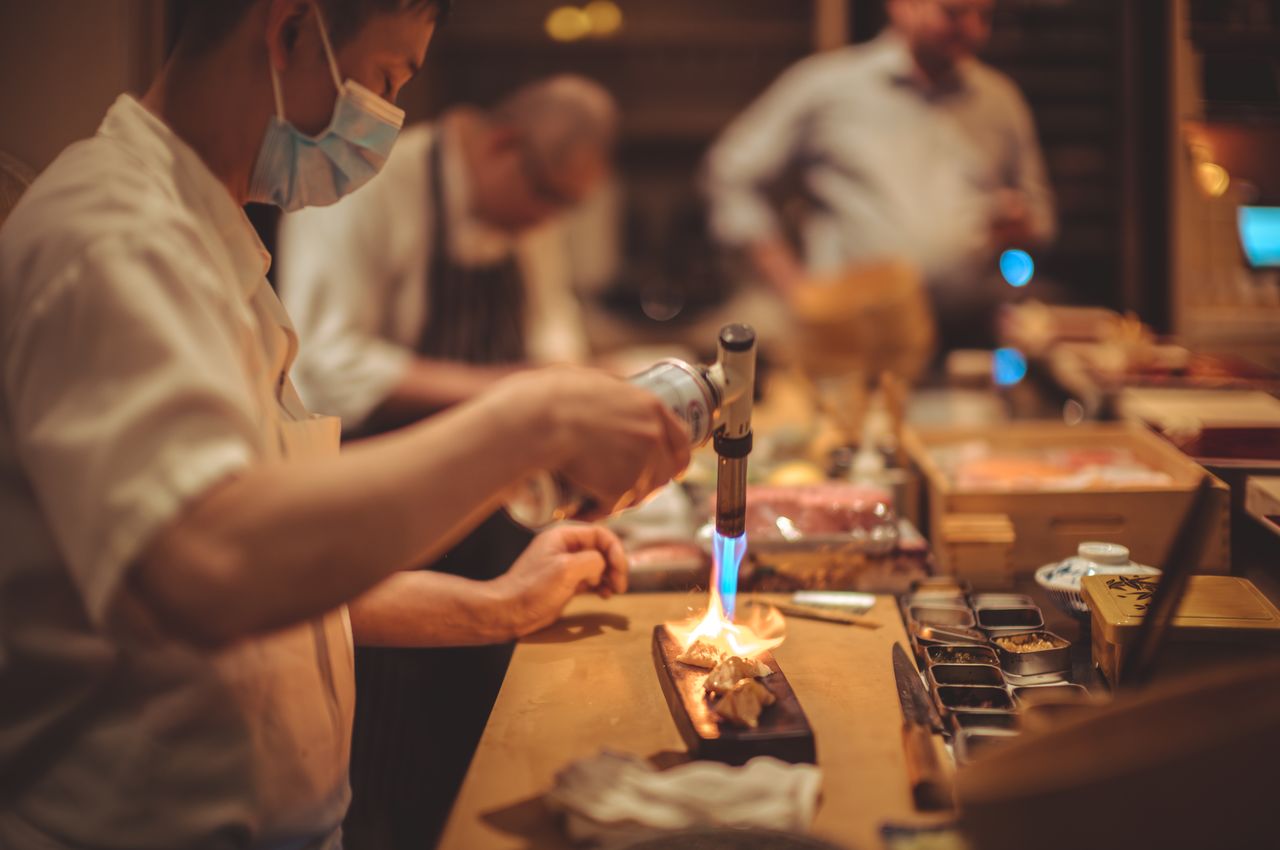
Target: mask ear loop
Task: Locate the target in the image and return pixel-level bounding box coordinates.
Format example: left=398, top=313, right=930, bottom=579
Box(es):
left=269, top=63, right=287, bottom=121
left=268, top=3, right=341, bottom=123
left=312, top=2, right=344, bottom=92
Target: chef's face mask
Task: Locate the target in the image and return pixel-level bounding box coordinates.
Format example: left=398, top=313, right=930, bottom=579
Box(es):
left=248, top=2, right=405, bottom=211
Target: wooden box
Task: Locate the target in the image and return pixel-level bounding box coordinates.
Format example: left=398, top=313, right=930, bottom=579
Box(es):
left=903, top=422, right=1230, bottom=582
left=938, top=513, right=1017, bottom=589
left=1081, top=574, right=1280, bottom=685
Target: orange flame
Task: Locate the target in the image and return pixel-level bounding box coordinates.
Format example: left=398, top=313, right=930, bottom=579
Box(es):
left=665, top=592, right=786, bottom=659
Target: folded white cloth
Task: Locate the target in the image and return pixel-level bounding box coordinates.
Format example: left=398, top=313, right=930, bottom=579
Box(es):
left=545, top=750, right=823, bottom=845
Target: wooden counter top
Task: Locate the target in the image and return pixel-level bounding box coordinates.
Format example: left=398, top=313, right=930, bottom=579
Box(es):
left=438, top=592, right=949, bottom=850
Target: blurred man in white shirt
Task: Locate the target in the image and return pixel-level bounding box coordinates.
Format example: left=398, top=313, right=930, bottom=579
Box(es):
left=705, top=0, right=1055, bottom=350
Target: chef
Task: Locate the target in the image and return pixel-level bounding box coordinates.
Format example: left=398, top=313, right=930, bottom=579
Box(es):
left=0, top=1, right=688, bottom=848
left=279, top=74, right=617, bottom=434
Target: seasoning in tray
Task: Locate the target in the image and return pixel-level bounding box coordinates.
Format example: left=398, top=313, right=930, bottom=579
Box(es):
left=995, top=633, right=1067, bottom=653
left=704, top=655, right=771, bottom=695
left=936, top=685, right=1014, bottom=711
left=712, top=678, right=776, bottom=729
left=927, top=645, right=998, bottom=666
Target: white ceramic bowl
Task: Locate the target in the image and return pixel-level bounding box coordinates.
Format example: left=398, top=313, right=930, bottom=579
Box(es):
left=1035, top=542, right=1160, bottom=617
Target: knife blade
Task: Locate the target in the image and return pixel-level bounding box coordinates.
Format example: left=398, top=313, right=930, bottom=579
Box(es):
left=893, top=643, right=944, bottom=733
left=892, top=642, right=953, bottom=811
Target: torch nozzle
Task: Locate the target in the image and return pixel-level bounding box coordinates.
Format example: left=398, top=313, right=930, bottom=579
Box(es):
left=715, top=454, right=748, bottom=538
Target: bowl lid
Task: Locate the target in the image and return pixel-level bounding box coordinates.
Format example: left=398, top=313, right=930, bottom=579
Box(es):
left=1077, top=541, right=1130, bottom=565
left=1034, top=550, right=1158, bottom=593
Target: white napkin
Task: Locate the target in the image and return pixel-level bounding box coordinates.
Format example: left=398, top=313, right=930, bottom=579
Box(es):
left=545, top=750, right=823, bottom=845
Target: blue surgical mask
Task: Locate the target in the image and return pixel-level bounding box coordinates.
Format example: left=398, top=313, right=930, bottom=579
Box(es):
left=248, top=4, right=405, bottom=210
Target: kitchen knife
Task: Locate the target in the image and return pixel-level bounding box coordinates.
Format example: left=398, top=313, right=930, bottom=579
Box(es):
left=892, top=642, right=954, bottom=811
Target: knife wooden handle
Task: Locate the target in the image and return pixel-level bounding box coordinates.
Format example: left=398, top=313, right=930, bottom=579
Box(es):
left=901, top=721, right=953, bottom=811
left=773, top=602, right=882, bottom=629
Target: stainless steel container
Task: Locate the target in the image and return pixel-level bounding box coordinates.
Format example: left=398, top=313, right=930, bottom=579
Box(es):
left=954, top=728, right=1020, bottom=764
left=1012, top=683, right=1090, bottom=707
left=950, top=710, right=1020, bottom=733
left=906, top=590, right=969, bottom=608
left=928, top=663, right=1005, bottom=688
left=970, top=593, right=1035, bottom=609
left=933, top=684, right=1015, bottom=717
left=909, top=605, right=977, bottom=628
left=976, top=606, right=1045, bottom=634
left=992, top=631, right=1072, bottom=676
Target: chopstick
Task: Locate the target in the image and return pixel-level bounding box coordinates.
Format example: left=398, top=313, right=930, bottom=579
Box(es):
left=774, top=601, right=883, bottom=629
left=1123, top=475, right=1215, bottom=688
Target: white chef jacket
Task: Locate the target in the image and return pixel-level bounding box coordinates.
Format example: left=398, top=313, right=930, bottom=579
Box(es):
left=277, top=121, right=590, bottom=432
left=704, top=32, right=1056, bottom=294
left=0, top=95, right=353, bottom=849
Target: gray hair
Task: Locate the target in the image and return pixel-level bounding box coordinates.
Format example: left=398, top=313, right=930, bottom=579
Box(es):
left=489, top=75, right=619, bottom=176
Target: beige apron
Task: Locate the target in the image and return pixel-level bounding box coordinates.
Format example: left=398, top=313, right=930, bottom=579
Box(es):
left=227, top=288, right=356, bottom=847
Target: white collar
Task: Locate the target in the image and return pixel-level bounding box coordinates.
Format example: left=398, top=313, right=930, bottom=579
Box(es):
left=438, top=119, right=516, bottom=267
left=98, top=94, right=272, bottom=300
left=874, top=31, right=974, bottom=96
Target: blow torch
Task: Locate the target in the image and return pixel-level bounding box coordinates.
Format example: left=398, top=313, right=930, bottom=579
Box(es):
left=707, top=324, right=756, bottom=620
left=505, top=324, right=757, bottom=545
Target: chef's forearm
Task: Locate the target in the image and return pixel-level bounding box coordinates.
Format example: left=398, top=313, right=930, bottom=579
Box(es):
left=127, top=388, right=556, bottom=647
left=348, top=570, right=517, bottom=647
left=366, top=357, right=522, bottom=429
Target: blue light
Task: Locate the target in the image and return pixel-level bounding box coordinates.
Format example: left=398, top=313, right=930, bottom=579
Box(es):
left=1238, top=206, right=1280, bottom=268
left=999, top=249, right=1035, bottom=287
left=713, top=532, right=747, bottom=621
left=993, top=348, right=1027, bottom=386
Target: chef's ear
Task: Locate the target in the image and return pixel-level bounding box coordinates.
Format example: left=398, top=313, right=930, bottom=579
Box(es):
left=264, top=0, right=314, bottom=74
left=485, top=124, right=526, bottom=159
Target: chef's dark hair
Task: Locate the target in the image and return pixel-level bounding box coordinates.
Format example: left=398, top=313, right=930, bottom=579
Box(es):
left=171, top=0, right=451, bottom=57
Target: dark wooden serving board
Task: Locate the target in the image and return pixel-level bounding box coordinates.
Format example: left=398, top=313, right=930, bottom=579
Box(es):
left=652, top=625, right=816, bottom=765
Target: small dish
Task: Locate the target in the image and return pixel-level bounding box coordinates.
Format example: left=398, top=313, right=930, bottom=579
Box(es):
left=1035, top=542, right=1160, bottom=617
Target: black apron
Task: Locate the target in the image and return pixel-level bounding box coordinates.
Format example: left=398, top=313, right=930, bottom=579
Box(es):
left=416, top=133, right=526, bottom=366
left=344, top=134, right=534, bottom=850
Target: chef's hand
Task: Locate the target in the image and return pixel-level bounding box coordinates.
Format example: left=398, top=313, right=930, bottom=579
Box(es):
left=501, top=366, right=691, bottom=521
left=989, top=188, right=1035, bottom=251
left=496, top=523, right=628, bottom=637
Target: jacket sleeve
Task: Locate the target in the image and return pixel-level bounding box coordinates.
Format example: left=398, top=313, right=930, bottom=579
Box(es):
left=702, top=59, right=823, bottom=248
left=276, top=159, right=421, bottom=432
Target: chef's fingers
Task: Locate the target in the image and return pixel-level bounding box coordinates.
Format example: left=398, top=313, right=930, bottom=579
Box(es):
left=656, top=405, right=692, bottom=485
left=562, top=550, right=607, bottom=593
left=598, top=529, right=629, bottom=595
left=565, top=525, right=628, bottom=596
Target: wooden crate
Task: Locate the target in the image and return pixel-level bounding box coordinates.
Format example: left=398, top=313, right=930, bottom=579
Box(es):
left=903, top=422, right=1230, bottom=577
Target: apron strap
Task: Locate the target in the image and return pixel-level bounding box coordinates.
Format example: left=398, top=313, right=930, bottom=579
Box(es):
left=417, top=132, right=527, bottom=365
